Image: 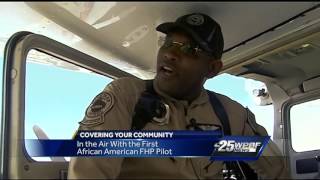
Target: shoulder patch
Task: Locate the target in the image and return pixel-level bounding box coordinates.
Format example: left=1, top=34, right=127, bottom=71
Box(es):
left=86, top=91, right=114, bottom=118
left=79, top=92, right=115, bottom=127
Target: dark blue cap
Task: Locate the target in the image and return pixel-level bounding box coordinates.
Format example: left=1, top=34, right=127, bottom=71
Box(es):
left=156, top=13, right=224, bottom=59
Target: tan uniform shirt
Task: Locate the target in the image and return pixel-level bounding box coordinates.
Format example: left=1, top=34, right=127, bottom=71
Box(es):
left=68, top=77, right=289, bottom=179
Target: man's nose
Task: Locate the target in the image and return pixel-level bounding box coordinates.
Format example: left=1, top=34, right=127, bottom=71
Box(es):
left=163, top=47, right=180, bottom=61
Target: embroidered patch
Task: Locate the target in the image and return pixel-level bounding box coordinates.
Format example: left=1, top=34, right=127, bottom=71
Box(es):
left=186, top=14, right=204, bottom=26
left=79, top=92, right=114, bottom=127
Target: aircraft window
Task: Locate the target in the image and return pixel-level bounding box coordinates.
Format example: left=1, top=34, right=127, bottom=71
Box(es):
left=24, top=49, right=113, bottom=161
left=290, top=99, right=320, bottom=152
left=204, top=73, right=274, bottom=138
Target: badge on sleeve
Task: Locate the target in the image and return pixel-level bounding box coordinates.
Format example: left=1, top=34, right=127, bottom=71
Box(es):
left=79, top=92, right=115, bottom=127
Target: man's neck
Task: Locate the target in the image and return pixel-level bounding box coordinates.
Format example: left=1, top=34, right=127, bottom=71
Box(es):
left=183, top=89, right=202, bottom=105
left=153, top=80, right=203, bottom=105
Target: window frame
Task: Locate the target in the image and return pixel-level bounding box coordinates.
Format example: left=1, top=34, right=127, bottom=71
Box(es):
left=1, top=32, right=132, bottom=179
left=283, top=88, right=320, bottom=178
left=286, top=94, right=320, bottom=153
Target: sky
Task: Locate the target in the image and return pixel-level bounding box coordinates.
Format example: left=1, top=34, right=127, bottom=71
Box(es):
left=24, top=61, right=112, bottom=140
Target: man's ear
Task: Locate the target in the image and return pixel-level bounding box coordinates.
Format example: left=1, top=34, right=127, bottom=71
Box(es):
left=207, top=59, right=222, bottom=78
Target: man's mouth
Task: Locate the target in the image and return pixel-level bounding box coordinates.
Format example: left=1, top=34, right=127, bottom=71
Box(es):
left=160, top=65, right=175, bottom=76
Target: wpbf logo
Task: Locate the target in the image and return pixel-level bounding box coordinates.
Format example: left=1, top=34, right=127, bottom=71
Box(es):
left=214, top=140, right=261, bottom=152
left=210, top=136, right=270, bottom=161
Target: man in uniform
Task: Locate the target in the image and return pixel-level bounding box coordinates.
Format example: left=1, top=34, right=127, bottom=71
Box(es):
left=68, top=13, right=289, bottom=179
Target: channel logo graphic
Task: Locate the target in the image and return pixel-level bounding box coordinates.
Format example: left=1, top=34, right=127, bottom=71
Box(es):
left=214, top=140, right=261, bottom=152
left=210, top=136, right=270, bottom=161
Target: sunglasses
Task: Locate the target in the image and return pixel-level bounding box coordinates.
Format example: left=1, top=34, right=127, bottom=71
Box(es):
left=159, top=37, right=212, bottom=57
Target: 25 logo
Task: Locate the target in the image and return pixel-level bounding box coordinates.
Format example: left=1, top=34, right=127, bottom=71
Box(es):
left=214, top=140, right=235, bottom=152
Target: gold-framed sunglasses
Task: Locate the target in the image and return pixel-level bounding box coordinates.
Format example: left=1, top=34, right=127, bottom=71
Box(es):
left=158, top=37, right=211, bottom=57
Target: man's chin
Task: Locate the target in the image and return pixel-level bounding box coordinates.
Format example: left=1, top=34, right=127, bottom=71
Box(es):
left=155, top=77, right=180, bottom=97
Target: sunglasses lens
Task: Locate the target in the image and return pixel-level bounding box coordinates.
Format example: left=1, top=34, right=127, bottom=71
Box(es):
left=160, top=38, right=203, bottom=56
left=161, top=38, right=172, bottom=48
left=180, top=44, right=194, bottom=54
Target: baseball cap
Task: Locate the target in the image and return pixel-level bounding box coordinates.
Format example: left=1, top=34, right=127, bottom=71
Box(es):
left=156, top=13, right=224, bottom=59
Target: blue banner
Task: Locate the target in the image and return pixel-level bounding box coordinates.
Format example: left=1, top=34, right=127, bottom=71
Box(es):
left=25, top=130, right=270, bottom=161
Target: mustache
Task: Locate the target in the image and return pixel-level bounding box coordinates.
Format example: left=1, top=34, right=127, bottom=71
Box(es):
left=157, top=57, right=178, bottom=69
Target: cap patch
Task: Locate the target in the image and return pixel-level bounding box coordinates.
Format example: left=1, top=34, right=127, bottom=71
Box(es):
left=186, top=14, right=204, bottom=26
